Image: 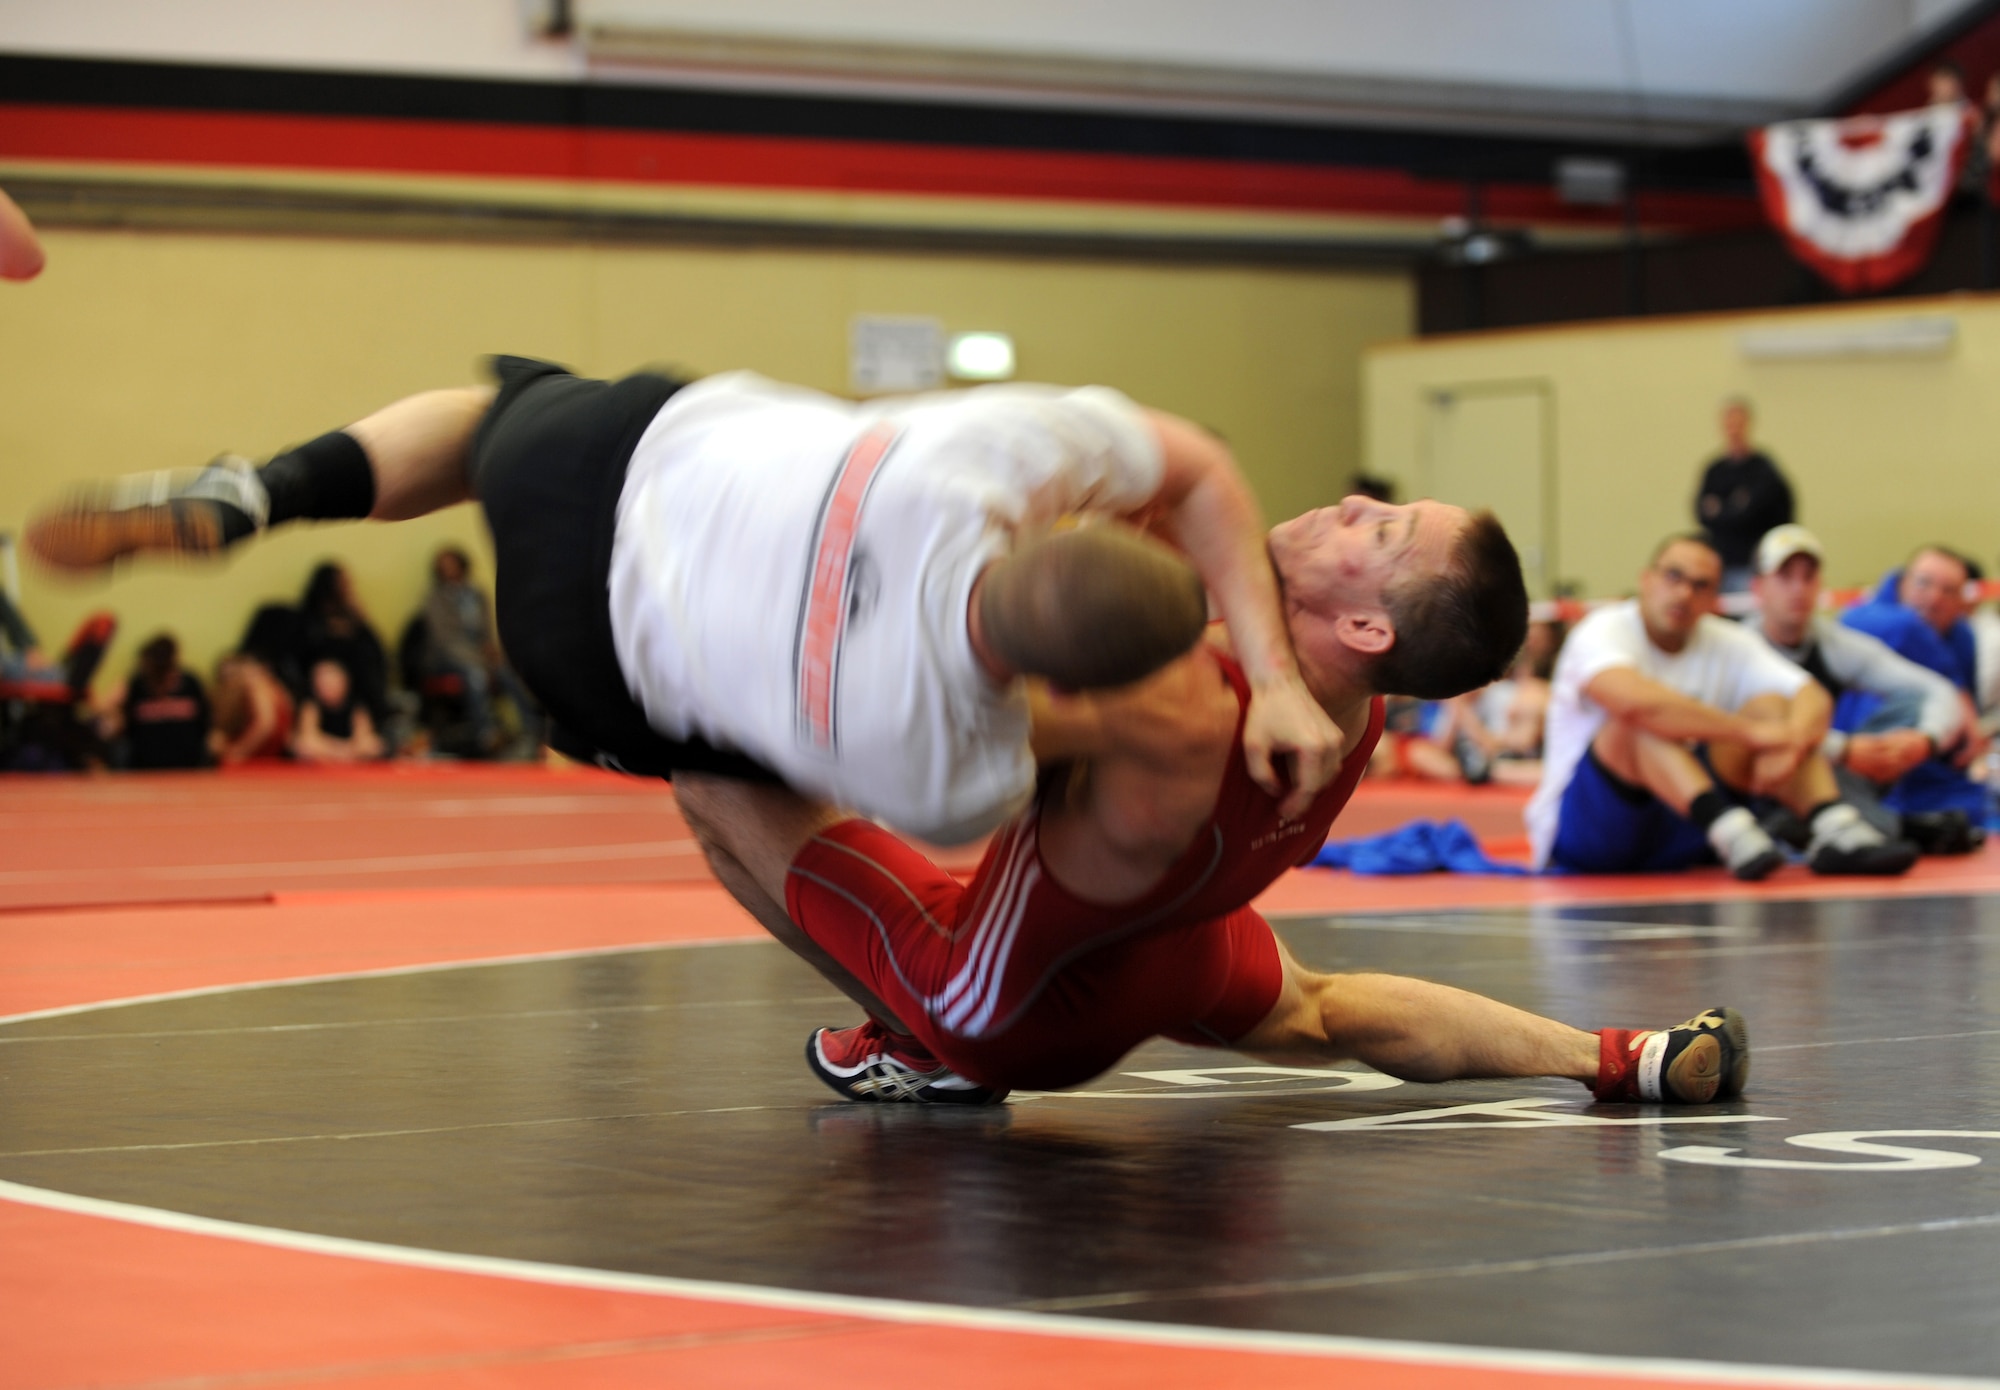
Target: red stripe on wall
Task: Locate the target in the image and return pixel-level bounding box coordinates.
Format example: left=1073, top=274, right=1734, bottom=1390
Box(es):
left=0, top=102, right=1761, bottom=231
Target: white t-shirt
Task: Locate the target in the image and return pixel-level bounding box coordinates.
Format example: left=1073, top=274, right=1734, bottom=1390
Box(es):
left=608, top=371, right=1165, bottom=844
left=1526, top=601, right=1808, bottom=867
left=1970, top=607, right=2000, bottom=719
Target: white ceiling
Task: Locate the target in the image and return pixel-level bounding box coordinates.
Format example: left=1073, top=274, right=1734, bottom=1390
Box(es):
left=1, top=0, right=1986, bottom=142
left=576, top=0, right=1987, bottom=140
left=579, top=0, right=1966, bottom=103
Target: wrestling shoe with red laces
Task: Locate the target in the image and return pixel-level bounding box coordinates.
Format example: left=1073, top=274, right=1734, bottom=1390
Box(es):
left=1593, top=1006, right=1749, bottom=1104
left=806, top=1021, right=1008, bottom=1105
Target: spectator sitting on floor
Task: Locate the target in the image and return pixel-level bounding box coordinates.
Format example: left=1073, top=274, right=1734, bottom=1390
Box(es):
left=235, top=600, right=308, bottom=701
left=1838, top=544, right=1989, bottom=821
left=1364, top=695, right=1441, bottom=780
left=103, top=633, right=211, bottom=770
left=295, top=658, right=384, bottom=765
left=210, top=651, right=293, bottom=766
left=1694, top=397, right=1793, bottom=596
left=300, top=562, right=392, bottom=743
left=0, top=588, right=115, bottom=770
left=1527, top=534, right=1916, bottom=880
left=1368, top=619, right=1562, bottom=788
left=0, top=586, right=103, bottom=690
left=420, top=545, right=538, bottom=757
left=1745, top=526, right=1980, bottom=854
left=1969, top=560, right=2000, bottom=734
left=1445, top=618, right=1564, bottom=787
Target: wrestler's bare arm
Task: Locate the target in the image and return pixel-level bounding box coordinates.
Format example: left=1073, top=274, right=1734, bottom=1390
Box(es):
left=1139, top=411, right=1344, bottom=817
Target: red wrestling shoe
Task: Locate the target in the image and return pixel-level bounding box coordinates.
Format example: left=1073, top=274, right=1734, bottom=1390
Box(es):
left=806, top=1021, right=1007, bottom=1105
left=1594, top=1006, right=1749, bottom=1104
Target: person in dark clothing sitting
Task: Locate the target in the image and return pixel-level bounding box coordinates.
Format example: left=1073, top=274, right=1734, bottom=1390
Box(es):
left=1695, top=397, right=1794, bottom=596
left=295, top=657, right=384, bottom=764
left=111, top=633, right=211, bottom=770
left=0, top=588, right=115, bottom=770
left=420, top=545, right=538, bottom=757
left=300, top=562, right=391, bottom=738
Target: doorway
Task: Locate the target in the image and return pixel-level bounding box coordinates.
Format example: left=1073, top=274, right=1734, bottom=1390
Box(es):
left=1421, top=380, right=1555, bottom=597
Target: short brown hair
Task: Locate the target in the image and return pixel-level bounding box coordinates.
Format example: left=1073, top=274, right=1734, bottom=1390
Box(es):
left=979, top=526, right=1208, bottom=690
left=1369, top=510, right=1528, bottom=700
left=1652, top=532, right=1720, bottom=568
left=1910, top=544, right=1973, bottom=583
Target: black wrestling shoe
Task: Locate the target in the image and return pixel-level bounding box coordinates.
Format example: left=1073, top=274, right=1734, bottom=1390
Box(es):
left=26, top=455, right=266, bottom=571
left=806, top=1022, right=1007, bottom=1105
left=1902, top=809, right=1984, bottom=856
left=1806, top=803, right=1918, bottom=876
left=1594, top=1006, right=1750, bottom=1104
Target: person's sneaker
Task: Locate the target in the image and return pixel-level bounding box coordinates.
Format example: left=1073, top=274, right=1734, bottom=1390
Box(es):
left=26, top=455, right=267, bottom=571
left=806, top=1022, right=1007, bottom=1105
left=1593, top=1006, right=1750, bottom=1104
left=1806, top=802, right=1919, bottom=876
left=1757, top=805, right=1813, bottom=852
left=1707, top=805, right=1784, bottom=881
left=1901, top=809, right=1984, bottom=856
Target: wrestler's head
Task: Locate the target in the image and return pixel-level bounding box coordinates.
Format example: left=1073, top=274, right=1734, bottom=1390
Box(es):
left=975, top=524, right=1208, bottom=690
left=1269, top=495, right=1527, bottom=700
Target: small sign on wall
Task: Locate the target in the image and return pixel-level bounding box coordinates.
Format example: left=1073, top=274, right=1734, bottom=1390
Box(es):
left=850, top=315, right=944, bottom=394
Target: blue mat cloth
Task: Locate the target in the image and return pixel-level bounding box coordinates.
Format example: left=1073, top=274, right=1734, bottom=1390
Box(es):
left=1310, top=819, right=1530, bottom=877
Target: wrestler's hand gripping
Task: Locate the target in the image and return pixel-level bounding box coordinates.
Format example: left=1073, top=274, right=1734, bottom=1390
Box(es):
left=1242, top=672, right=1346, bottom=819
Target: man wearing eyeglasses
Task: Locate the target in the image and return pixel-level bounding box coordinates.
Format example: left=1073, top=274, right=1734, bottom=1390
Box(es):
left=1527, top=534, right=1917, bottom=880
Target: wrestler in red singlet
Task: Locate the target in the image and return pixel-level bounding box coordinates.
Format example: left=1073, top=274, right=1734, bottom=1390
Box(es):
left=785, top=653, right=1385, bottom=1091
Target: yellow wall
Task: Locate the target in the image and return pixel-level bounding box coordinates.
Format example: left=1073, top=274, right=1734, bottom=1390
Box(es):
left=1365, top=296, right=2000, bottom=601
left=0, top=228, right=1410, bottom=693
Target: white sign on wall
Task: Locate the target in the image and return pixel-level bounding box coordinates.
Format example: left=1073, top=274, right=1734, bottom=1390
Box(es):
left=850, top=315, right=944, bottom=394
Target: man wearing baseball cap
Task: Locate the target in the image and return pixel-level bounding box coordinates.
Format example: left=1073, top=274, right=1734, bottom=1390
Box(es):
left=1527, top=533, right=1915, bottom=880
left=1746, top=524, right=1983, bottom=854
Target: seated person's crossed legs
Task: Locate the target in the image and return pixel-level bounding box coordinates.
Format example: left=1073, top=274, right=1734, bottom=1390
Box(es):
left=1554, top=693, right=1913, bottom=880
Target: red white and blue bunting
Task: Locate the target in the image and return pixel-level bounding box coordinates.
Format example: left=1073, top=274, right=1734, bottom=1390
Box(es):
left=1749, top=102, right=1975, bottom=294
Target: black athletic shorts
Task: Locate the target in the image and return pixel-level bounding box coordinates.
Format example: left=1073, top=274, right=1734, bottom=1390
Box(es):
left=468, top=355, right=781, bottom=783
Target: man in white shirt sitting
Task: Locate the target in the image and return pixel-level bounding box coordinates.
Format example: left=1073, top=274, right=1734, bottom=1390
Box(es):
left=1968, top=559, right=2000, bottom=736
left=1526, top=534, right=1916, bottom=880
left=1744, top=524, right=1981, bottom=855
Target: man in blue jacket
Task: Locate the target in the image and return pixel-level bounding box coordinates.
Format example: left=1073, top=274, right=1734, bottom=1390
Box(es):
left=1839, top=545, right=1988, bottom=819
